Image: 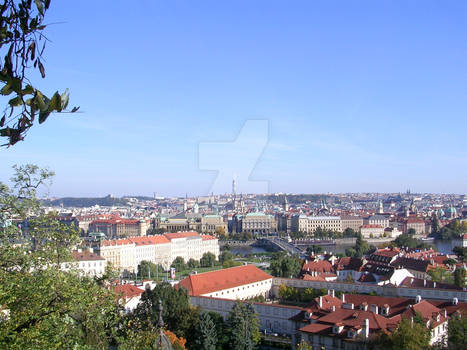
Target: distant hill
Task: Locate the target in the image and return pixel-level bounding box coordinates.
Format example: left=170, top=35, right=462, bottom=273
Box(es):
left=43, top=196, right=129, bottom=208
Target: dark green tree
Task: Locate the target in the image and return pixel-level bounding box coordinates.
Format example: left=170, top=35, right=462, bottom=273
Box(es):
left=133, top=282, right=199, bottom=343
left=454, top=268, right=466, bottom=288
left=200, top=252, right=216, bottom=267
left=219, top=250, right=234, bottom=264
left=448, top=312, right=467, bottom=350
left=377, top=317, right=430, bottom=350
left=343, top=227, right=357, bottom=237
left=407, top=228, right=416, bottom=235
left=194, top=312, right=217, bottom=350
left=207, top=311, right=229, bottom=350
left=0, top=1, right=79, bottom=146
left=187, top=258, right=199, bottom=269
left=227, top=301, right=260, bottom=350
left=137, top=260, right=161, bottom=279
left=172, top=256, right=187, bottom=272
left=270, top=253, right=301, bottom=278
left=306, top=245, right=322, bottom=256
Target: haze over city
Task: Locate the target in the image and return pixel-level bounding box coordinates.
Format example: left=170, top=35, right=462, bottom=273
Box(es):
left=1, top=1, right=467, bottom=197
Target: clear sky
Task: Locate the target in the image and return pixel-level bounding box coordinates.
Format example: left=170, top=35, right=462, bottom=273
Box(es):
left=1, top=0, right=467, bottom=197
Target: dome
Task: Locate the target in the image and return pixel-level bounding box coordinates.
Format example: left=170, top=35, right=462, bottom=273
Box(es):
left=155, top=332, right=173, bottom=350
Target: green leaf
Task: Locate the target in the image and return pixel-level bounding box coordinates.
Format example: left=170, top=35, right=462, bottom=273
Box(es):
left=39, top=110, right=51, bottom=124
left=22, top=85, right=34, bottom=95
left=48, top=92, right=61, bottom=112
left=8, top=96, right=23, bottom=107
left=60, top=89, right=69, bottom=110
left=0, top=83, right=13, bottom=96
left=35, top=91, right=47, bottom=112
left=34, top=0, right=44, bottom=16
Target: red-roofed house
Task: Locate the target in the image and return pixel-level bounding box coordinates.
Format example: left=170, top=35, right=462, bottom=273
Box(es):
left=178, top=264, right=272, bottom=300
left=114, top=284, right=144, bottom=313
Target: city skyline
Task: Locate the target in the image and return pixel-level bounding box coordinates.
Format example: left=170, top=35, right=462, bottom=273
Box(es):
left=1, top=1, right=467, bottom=196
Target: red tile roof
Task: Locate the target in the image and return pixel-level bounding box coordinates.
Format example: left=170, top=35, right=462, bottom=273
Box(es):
left=114, top=284, right=144, bottom=299
left=201, top=234, right=217, bottom=241
left=178, top=265, right=272, bottom=296
left=72, top=250, right=105, bottom=261
left=164, top=231, right=200, bottom=240
left=301, top=260, right=333, bottom=274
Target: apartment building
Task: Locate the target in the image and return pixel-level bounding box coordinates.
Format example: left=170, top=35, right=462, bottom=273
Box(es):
left=98, top=231, right=219, bottom=273
left=89, top=218, right=150, bottom=238
left=291, top=215, right=342, bottom=234
left=241, top=212, right=277, bottom=235
left=340, top=215, right=363, bottom=232
left=201, top=214, right=227, bottom=234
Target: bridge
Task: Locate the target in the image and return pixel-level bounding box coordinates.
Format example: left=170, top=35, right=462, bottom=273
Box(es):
left=260, top=237, right=304, bottom=256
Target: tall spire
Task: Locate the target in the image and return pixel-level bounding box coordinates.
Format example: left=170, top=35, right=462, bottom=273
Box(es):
left=232, top=173, right=237, bottom=196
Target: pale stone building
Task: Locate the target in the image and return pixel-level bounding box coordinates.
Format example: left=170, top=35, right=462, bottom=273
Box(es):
left=241, top=212, right=276, bottom=235
left=291, top=215, right=342, bottom=234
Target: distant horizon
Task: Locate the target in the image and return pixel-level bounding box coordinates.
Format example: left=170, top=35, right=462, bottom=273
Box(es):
left=43, top=191, right=467, bottom=200
left=1, top=1, right=466, bottom=196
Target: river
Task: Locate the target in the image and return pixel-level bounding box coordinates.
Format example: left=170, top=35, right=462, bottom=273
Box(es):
left=230, top=240, right=455, bottom=257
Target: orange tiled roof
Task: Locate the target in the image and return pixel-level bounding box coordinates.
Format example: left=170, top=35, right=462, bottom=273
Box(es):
left=178, top=265, right=272, bottom=296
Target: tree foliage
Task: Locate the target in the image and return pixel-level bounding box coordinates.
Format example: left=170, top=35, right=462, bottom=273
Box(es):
left=200, top=252, right=216, bottom=267
left=133, top=281, right=200, bottom=344
left=194, top=312, right=217, bottom=350
left=377, top=317, right=430, bottom=350
left=0, top=0, right=79, bottom=146
left=270, top=252, right=301, bottom=278
left=0, top=165, right=124, bottom=349
left=448, top=312, right=467, bottom=350
left=227, top=301, right=260, bottom=350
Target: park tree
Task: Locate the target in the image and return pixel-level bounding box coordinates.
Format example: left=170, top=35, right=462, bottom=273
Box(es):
left=200, top=252, right=216, bottom=267
left=219, top=249, right=235, bottom=264
left=194, top=312, right=217, bottom=350
left=0, top=0, right=79, bottom=146
left=172, top=256, right=187, bottom=272
left=187, top=258, right=199, bottom=269
left=227, top=301, right=260, bottom=350
left=138, top=260, right=162, bottom=279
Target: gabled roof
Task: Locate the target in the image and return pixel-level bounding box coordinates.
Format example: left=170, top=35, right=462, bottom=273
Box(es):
left=72, top=250, right=105, bottom=261
left=391, top=257, right=430, bottom=272
left=164, top=231, right=200, bottom=240
left=178, top=265, right=272, bottom=296
left=114, top=284, right=144, bottom=299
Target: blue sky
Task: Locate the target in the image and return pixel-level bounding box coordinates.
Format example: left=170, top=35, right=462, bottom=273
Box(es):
left=1, top=0, right=467, bottom=197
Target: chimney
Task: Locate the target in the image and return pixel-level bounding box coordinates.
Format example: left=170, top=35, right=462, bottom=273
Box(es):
left=415, top=295, right=422, bottom=303
left=452, top=297, right=458, bottom=306
left=444, top=309, right=447, bottom=318
left=363, top=318, right=370, bottom=339
left=341, top=294, right=345, bottom=302
left=332, top=305, right=336, bottom=312
left=423, top=279, right=426, bottom=287
left=319, top=296, right=323, bottom=308
left=331, top=289, right=335, bottom=298
left=370, top=304, right=379, bottom=314
left=433, top=282, right=436, bottom=288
